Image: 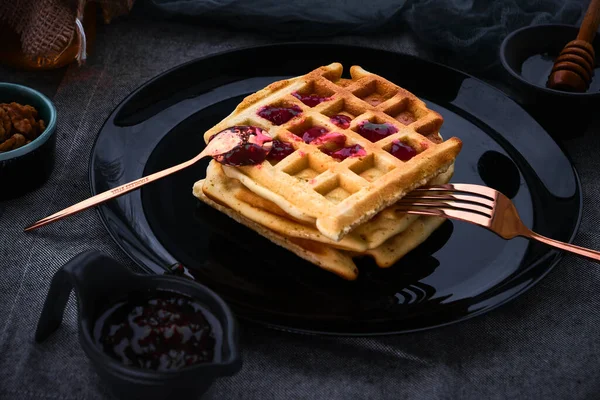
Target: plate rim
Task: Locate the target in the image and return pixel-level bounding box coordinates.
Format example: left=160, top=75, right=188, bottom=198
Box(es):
left=88, top=42, right=583, bottom=336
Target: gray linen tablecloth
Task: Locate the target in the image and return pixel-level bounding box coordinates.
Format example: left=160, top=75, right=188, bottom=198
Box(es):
left=1, top=15, right=600, bottom=400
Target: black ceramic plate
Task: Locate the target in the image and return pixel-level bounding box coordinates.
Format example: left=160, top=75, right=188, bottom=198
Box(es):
left=90, top=44, right=581, bottom=335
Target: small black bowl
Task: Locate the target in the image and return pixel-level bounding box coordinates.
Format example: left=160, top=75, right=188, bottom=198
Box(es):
left=500, top=24, right=600, bottom=138
left=35, top=250, right=241, bottom=400
left=0, top=83, right=57, bottom=200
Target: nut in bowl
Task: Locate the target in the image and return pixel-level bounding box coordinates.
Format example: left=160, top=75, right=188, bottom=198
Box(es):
left=0, top=102, right=47, bottom=152
left=0, top=83, right=57, bottom=200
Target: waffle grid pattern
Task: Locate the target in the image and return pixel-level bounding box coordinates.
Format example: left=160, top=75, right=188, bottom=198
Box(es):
left=203, top=63, right=462, bottom=241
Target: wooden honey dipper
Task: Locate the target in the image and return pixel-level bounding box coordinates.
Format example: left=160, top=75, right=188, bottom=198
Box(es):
left=547, top=0, right=600, bottom=92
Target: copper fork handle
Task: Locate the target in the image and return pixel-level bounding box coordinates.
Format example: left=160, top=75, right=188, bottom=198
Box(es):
left=524, top=230, right=600, bottom=263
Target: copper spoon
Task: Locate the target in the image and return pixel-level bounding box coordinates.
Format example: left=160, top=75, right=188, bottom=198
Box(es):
left=24, top=126, right=273, bottom=232
left=547, top=0, right=600, bottom=92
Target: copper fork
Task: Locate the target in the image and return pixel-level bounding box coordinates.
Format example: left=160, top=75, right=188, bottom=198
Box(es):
left=396, top=183, right=600, bottom=262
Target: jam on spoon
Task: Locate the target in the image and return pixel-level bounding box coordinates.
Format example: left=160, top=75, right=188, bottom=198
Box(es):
left=24, top=125, right=274, bottom=231
left=209, top=126, right=273, bottom=166
left=94, top=289, right=219, bottom=372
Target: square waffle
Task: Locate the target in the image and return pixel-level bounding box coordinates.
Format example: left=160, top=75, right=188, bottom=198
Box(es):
left=203, top=63, right=462, bottom=241
left=193, top=161, right=450, bottom=280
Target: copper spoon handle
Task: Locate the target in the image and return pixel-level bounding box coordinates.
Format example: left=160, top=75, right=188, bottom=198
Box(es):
left=577, top=0, right=600, bottom=43
left=24, top=151, right=205, bottom=232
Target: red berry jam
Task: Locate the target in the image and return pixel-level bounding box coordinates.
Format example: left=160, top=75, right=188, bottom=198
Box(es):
left=292, top=92, right=331, bottom=107
left=210, top=126, right=272, bottom=166
left=330, top=114, right=352, bottom=129
left=325, top=144, right=367, bottom=161
left=301, top=126, right=329, bottom=143
left=356, top=121, right=398, bottom=142
left=267, top=139, right=295, bottom=161
left=94, top=290, right=218, bottom=372
left=390, top=140, right=417, bottom=161
left=257, top=105, right=302, bottom=125
left=311, top=132, right=346, bottom=151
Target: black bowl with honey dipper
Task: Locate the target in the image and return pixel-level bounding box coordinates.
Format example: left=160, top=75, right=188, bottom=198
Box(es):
left=500, top=3, right=600, bottom=139
left=0, top=82, right=57, bottom=200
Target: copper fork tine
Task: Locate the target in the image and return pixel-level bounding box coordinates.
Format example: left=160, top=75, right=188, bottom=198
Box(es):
left=397, top=183, right=600, bottom=263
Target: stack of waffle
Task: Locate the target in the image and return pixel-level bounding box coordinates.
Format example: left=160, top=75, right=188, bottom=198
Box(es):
left=193, top=63, right=462, bottom=280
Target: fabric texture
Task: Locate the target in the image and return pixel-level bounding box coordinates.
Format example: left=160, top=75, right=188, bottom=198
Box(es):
left=404, top=0, right=587, bottom=69
left=148, top=0, right=589, bottom=69
left=1, top=13, right=600, bottom=400
left=0, top=0, right=77, bottom=59
left=0, top=0, right=134, bottom=60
